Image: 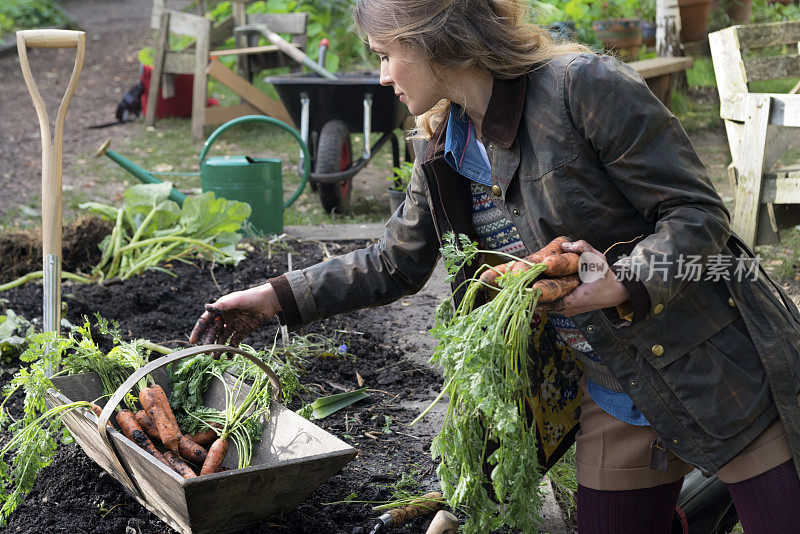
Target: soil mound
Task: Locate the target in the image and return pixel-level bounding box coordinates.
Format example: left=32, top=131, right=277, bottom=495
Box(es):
left=0, top=216, right=112, bottom=283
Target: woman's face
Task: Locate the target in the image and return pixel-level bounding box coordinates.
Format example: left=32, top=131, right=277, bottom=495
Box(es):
left=368, top=37, right=443, bottom=116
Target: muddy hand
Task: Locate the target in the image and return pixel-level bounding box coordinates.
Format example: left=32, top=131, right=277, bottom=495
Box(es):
left=190, top=283, right=280, bottom=354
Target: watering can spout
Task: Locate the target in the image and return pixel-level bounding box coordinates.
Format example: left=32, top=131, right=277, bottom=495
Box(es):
left=95, top=139, right=187, bottom=206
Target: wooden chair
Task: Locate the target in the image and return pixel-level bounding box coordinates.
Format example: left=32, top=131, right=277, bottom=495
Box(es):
left=709, top=21, right=800, bottom=247
left=145, top=9, right=211, bottom=139
left=145, top=7, right=300, bottom=138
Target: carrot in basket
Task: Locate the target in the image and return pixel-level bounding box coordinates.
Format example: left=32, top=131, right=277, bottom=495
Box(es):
left=178, top=435, right=208, bottom=465
left=150, top=384, right=181, bottom=432
left=541, top=252, right=580, bottom=277
left=90, top=404, right=112, bottom=427
left=534, top=274, right=581, bottom=303
left=140, top=387, right=181, bottom=451
left=200, top=438, right=229, bottom=475
left=188, top=423, right=221, bottom=447
left=116, top=409, right=170, bottom=467
left=164, top=451, right=197, bottom=479
left=135, top=410, right=160, bottom=441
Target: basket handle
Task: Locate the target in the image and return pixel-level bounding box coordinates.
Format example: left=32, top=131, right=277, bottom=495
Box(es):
left=198, top=115, right=311, bottom=208
left=94, top=344, right=281, bottom=491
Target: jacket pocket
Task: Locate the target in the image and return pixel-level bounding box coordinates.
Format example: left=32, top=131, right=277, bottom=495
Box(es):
left=655, top=317, right=772, bottom=439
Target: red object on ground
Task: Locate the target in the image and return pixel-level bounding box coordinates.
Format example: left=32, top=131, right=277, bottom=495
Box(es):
left=140, top=65, right=218, bottom=119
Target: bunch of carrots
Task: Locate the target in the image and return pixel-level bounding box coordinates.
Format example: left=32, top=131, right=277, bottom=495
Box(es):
left=93, top=384, right=226, bottom=479
left=479, top=236, right=580, bottom=303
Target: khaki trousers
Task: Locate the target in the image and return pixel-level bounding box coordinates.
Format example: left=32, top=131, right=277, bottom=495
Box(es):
left=575, top=378, right=795, bottom=491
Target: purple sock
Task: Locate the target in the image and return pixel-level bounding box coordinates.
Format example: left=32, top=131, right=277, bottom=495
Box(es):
left=727, top=460, right=800, bottom=534
left=577, top=480, right=682, bottom=534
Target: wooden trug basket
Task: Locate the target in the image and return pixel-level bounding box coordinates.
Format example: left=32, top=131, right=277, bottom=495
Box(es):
left=45, top=345, right=357, bottom=534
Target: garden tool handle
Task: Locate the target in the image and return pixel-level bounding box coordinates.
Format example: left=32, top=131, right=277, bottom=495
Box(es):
left=93, top=345, right=281, bottom=491
left=17, top=28, right=85, bottom=259
left=17, top=29, right=85, bottom=351
left=198, top=115, right=312, bottom=208
left=17, top=29, right=84, bottom=48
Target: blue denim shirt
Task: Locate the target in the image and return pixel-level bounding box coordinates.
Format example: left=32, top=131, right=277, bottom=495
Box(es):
left=443, top=104, right=649, bottom=426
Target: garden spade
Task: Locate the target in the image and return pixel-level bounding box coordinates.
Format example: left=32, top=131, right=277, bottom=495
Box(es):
left=17, top=29, right=86, bottom=374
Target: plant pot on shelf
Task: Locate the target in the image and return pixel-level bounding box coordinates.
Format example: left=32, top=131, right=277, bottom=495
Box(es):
left=641, top=20, right=657, bottom=47
left=724, top=0, right=753, bottom=23
left=592, top=18, right=642, bottom=62
left=678, top=0, right=713, bottom=43
left=387, top=188, right=406, bottom=213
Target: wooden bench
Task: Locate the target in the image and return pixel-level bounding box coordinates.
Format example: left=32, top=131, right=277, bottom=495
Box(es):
left=709, top=20, right=800, bottom=247
left=629, top=56, right=694, bottom=110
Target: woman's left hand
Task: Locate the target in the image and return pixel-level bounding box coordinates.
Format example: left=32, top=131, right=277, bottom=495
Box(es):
left=538, top=240, right=630, bottom=316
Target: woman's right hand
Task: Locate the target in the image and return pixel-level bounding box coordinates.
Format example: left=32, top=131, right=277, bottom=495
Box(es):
left=189, top=283, right=281, bottom=348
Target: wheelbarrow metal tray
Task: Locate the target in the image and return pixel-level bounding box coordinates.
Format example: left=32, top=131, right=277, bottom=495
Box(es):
left=267, top=73, right=408, bottom=134
left=45, top=370, right=357, bottom=534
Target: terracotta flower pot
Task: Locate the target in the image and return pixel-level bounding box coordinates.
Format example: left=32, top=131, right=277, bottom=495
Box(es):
left=725, top=0, right=753, bottom=23
left=678, top=0, right=714, bottom=43
left=592, top=18, right=643, bottom=62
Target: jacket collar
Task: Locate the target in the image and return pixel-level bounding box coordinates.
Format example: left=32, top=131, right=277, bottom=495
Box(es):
left=482, top=75, right=528, bottom=149
left=425, top=74, right=527, bottom=160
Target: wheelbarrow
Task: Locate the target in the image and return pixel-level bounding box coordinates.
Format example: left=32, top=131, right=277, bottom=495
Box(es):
left=266, top=72, right=411, bottom=213
left=45, top=344, right=358, bottom=534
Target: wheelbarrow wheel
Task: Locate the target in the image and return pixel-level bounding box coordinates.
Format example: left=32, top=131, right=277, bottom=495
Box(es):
left=316, top=120, right=353, bottom=214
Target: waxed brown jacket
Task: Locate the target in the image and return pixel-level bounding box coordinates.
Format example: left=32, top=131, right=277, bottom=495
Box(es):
left=270, top=53, right=800, bottom=476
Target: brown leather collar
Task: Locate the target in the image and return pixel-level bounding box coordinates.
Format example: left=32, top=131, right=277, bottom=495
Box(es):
left=424, top=74, right=527, bottom=160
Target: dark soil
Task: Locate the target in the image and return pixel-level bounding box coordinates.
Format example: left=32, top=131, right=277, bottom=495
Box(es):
left=0, top=216, right=112, bottom=283
left=0, top=236, right=448, bottom=534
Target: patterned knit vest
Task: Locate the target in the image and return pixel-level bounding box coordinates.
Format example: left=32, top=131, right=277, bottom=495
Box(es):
left=469, top=182, right=624, bottom=392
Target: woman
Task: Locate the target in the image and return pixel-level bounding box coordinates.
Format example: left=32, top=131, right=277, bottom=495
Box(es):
left=190, top=1, right=800, bottom=531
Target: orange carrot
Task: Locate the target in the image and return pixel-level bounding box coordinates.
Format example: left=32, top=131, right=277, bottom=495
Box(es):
left=164, top=451, right=197, bottom=479
left=541, top=252, right=580, bottom=277
left=150, top=384, right=181, bottom=433
left=530, top=236, right=571, bottom=262
left=90, top=404, right=112, bottom=426
left=534, top=274, right=581, bottom=303
left=200, top=438, right=229, bottom=475
left=479, top=262, right=510, bottom=288
left=140, top=387, right=181, bottom=451
left=116, top=409, right=170, bottom=467
left=135, top=410, right=160, bottom=441
left=188, top=423, right=221, bottom=447
left=178, top=435, right=208, bottom=465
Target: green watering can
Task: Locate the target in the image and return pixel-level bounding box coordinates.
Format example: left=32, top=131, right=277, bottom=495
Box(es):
left=98, top=115, right=311, bottom=235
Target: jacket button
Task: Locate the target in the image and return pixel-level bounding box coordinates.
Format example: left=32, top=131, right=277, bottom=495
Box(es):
left=653, top=304, right=664, bottom=315
left=491, top=185, right=502, bottom=197
left=629, top=379, right=638, bottom=388
left=728, top=297, right=736, bottom=307
left=672, top=437, right=680, bottom=445
left=513, top=208, right=520, bottom=215
left=651, top=344, right=664, bottom=357
left=587, top=325, right=595, bottom=333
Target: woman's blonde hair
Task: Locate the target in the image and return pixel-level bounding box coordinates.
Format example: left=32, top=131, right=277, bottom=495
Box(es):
left=353, top=0, right=590, bottom=138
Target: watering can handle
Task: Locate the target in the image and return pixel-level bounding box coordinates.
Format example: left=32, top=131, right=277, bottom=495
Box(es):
left=199, top=115, right=311, bottom=209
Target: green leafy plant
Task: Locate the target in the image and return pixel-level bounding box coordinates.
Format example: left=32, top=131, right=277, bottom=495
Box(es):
left=80, top=182, right=251, bottom=281
left=0, top=310, right=33, bottom=364
left=387, top=161, right=414, bottom=192
left=0, top=0, right=70, bottom=39
left=413, top=232, right=554, bottom=533
left=0, top=317, right=165, bottom=524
